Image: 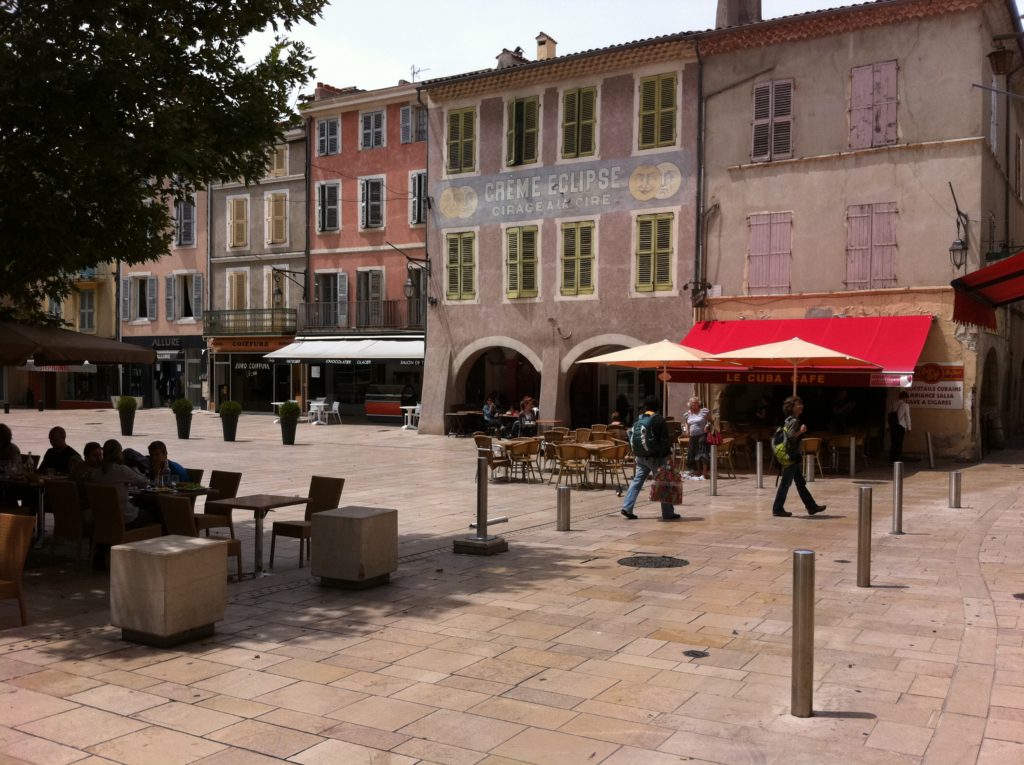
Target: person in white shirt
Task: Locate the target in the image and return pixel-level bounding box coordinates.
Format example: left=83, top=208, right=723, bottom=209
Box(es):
left=889, top=391, right=912, bottom=462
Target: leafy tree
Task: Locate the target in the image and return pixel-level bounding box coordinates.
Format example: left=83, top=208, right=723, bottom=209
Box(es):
left=0, top=0, right=325, bottom=322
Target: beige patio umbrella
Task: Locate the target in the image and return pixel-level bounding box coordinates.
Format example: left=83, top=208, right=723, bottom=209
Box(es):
left=707, top=337, right=878, bottom=396
left=579, top=340, right=716, bottom=412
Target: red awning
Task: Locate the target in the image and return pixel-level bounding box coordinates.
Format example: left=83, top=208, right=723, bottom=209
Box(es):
left=951, top=250, right=1024, bottom=329
left=678, top=315, right=932, bottom=387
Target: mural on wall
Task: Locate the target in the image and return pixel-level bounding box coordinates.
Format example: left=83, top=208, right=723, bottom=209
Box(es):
left=437, top=157, right=688, bottom=225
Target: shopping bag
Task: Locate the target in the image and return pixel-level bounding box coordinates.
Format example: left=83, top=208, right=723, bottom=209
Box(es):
left=649, top=465, right=683, bottom=505
left=706, top=425, right=723, bottom=445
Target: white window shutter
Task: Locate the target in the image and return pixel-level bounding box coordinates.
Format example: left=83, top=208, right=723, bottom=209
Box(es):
left=360, top=179, right=368, bottom=228
left=193, top=274, right=204, bottom=319
left=337, top=272, right=349, bottom=327
left=401, top=104, right=413, bottom=143
left=165, top=275, right=176, bottom=320
left=147, top=276, right=157, bottom=320
left=362, top=113, right=371, bottom=148
left=121, top=277, right=131, bottom=320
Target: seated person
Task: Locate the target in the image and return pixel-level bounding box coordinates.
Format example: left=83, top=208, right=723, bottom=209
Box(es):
left=511, top=396, right=538, bottom=437
left=482, top=397, right=499, bottom=431
left=609, top=411, right=624, bottom=427
left=71, top=441, right=103, bottom=520
left=146, top=440, right=189, bottom=485
left=0, top=423, right=21, bottom=466
left=91, top=439, right=153, bottom=527
left=39, top=426, right=81, bottom=474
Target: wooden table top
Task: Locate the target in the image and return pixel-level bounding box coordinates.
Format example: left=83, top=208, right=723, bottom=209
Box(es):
left=206, top=494, right=307, bottom=511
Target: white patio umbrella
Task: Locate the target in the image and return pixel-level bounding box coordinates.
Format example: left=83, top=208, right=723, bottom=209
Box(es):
left=707, top=337, right=878, bottom=396
left=578, top=340, right=716, bottom=412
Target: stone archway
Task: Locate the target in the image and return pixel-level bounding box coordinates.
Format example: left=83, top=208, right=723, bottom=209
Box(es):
left=980, top=347, right=1002, bottom=452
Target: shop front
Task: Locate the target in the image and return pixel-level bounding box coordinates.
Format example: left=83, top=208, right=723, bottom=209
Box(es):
left=209, top=336, right=298, bottom=413
left=121, top=335, right=206, bottom=409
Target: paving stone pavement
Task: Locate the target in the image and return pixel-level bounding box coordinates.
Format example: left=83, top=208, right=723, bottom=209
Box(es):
left=0, top=408, right=1022, bottom=764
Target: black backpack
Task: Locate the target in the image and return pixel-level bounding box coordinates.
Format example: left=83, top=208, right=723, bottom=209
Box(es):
left=629, top=413, right=657, bottom=457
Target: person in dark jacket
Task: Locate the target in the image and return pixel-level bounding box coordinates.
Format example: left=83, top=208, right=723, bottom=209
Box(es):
left=772, top=396, right=827, bottom=518
left=621, top=395, right=681, bottom=521
left=39, top=427, right=81, bottom=474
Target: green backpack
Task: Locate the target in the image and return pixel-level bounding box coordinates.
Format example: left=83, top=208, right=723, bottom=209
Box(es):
left=772, top=418, right=798, bottom=467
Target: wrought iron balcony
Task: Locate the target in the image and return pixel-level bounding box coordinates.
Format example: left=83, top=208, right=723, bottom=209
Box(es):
left=204, top=308, right=296, bottom=336
left=297, top=299, right=425, bottom=334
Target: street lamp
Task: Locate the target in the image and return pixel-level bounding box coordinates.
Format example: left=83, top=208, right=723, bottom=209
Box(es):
left=387, top=241, right=435, bottom=305
left=948, top=182, right=970, bottom=271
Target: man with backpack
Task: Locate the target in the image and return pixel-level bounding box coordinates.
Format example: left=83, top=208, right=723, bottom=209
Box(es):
left=772, top=396, right=827, bottom=518
left=622, top=395, right=681, bottom=521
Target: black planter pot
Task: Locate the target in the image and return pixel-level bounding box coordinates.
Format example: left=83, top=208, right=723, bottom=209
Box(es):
left=280, top=418, right=298, bottom=445
left=118, top=409, right=136, bottom=437
left=221, top=414, right=239, bottom=442
left=175, top=413, right=192, bottom=440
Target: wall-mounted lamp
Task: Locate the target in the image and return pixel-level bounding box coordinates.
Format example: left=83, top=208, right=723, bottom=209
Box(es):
left=387, top=241, right=436, bottom=306
left=989, top=42, right=1016, bottom=76
left=271, top=267, right=308, bottom=302
left=948, top=182, right=970, bottom=271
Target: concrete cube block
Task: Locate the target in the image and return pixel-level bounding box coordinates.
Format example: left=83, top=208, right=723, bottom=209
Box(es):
left=311, top=506, right=397, bottom=589
left=110, top=535, right=228, bottom=647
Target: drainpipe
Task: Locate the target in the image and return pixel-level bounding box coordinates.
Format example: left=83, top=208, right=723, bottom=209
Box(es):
left=301, top=115, right=313, bottom=407
left=115, top=260, right=123, bottom=395
left=206, top=185, right=214, bottom=408
left=693, top=40, right=705, bottom=324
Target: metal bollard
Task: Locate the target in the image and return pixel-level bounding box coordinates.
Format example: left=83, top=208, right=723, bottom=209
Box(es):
left=805, top=454, right=815, bottom=483
left=473, top=453, right=489, bottom=540
left=791, top=549, right=815, bottom=718
left=926, top=432, right=935, bottom=470
left=755, top=440, right=764, bottom=489
left=556, top=486, right=571, bottom=531
left=949, top=471, right=962, bottom=508
left=857, top=486, right=872, bottom=588
left=848, top=435, right=856, bottom=477
left=709, top=444, right=718, bottom=496
left=892, top=462, right=904, bottom=535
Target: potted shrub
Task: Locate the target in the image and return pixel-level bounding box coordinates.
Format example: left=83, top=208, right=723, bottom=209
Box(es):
left=116, top=395, right=137, bottom=436
left=171, top=397, right=194, bottom=440
left=278, top=401, right=301, bottom=445
left=219, top=400, right=241, bottom=442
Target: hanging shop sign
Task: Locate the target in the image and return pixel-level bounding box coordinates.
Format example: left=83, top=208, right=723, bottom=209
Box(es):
left=908, top=364, right=964, bottom=410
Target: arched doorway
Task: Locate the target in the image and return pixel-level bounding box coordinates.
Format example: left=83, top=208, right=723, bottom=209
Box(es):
left=980, top=348, right=1001, bottom=453
left=568, top=359, right=656, bottom=428
left=462, top=347, right=540, bottom=412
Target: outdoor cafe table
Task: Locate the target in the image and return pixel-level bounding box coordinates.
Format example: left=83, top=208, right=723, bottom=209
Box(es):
left=204, top=493, right=307, bottom=577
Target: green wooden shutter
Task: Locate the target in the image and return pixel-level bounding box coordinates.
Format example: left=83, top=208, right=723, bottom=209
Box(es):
left=654, top=214, right=673, bottom=289
left=460, top=109, right=475, bottom=172
left=636, top=217, right=654, bottom=291
left=506, top=227, right=520, bottom=297
left=638, top=77, right=658, bottom=150
left=561, top=223, right=577, bottom=295
left=562, top=90, right=578, bottom=159
left=506, top=100, right=516, bottom=166
left=578, top=87, right=596, bottom=156
left=446, top=234, right=461, bottom=299
left=657, top=74, right=677, bottom=146
left=578, top=222, right=594, bottom=293
left=460, top=233, right=475, bottom=298
left=447, top=111, right=462, bottom=173
left=521, top=227, right=537, bottom=297
left=522, top=98, right=538, bottom=163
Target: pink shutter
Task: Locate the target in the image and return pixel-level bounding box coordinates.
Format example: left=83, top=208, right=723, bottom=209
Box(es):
left=771, top=80, right=793, bottom=159
left=767, top=212, right=792, bottom=293
left=850, top=65, right=873, bottom=149
left=846, top=204, right=872, bottom=288
left=874, top=61, right=898, bottom=146
left=870, top=202, right=897, bottom=286
left=748, top=213, right=772, bottom=293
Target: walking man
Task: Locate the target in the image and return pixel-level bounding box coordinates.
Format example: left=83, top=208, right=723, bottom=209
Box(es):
left=772, top=396, right=827, bottom=518
left=621, top=395, right=681, bottom=521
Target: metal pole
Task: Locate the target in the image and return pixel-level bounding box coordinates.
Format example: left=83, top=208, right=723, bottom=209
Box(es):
left=804, top=453, right=815, bottom=483
left=474, top=453, right=489, bottom=540
left=949, top=471, right=962, bottom=508
left=926, top=432, right=935, bottom=470
left=791, top=549, right=815, bottom=718
left=857, top=486, right=872, bottom=588
left=892, top=462, right=904, bottom=535
left=709, top=443, right=718, bottom=496
left=848, top=435, right=856, bottom=477
left=755, top=440, right=764, bottom=489
left=556, top=486, right=571, bottom=531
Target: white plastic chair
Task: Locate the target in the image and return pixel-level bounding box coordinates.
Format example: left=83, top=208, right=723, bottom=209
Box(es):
left=325, top=401, right=342, bottom=424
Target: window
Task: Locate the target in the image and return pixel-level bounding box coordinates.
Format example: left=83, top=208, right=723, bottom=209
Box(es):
left=446, top=107, right=475, bottom=174
left=227, top=197, right=248, bottom=248
left=265, top=192, right=287, bottom=244
left=506, top=96, right=539, bottom=166
left=561, top=221, right=595, bottom=296
left=360, top=178, right=384, bottom=229
left=361, top=109, right=384, bottom=149
left=174, top=197, right=195, bottom=246
left=850, top=61, right=897, bottom=149
left=748, top=212, right=792, bottom=295
left=846, top=202, right=897, bottom=289
left=638, top=73, right=676, bottom=150
left=410, top=171, right=427, bottom=225
left=635, top=213, right=673, bottom=292
left=751, top=80, right=793, bottom=162
left=400, top=104, right=427, bottom=143
left=165, top=273, right=204, bottom=320
left=121, top=275, right=157, bottom=320
left=356, top=269, right=384, bottom=327
left=317, top=117, right=340, bottom=155
left=269, top=145, right=287, bottom=177
left=315, top=272, right=348, bottom=327
left=562, top=87, right=596, bottom=159
left=227, top=270, right=248, bottom=310
left=505, top=226, right=538, bottom=298
left=78, top=289, right=95, bottom=331
left=317, top=182, right=340, bottom=231
left=445, top=232, right=475, bottom=300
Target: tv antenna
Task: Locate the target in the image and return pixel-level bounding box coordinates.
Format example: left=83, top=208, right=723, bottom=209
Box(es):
left=410, top=64, right=430, bottom=82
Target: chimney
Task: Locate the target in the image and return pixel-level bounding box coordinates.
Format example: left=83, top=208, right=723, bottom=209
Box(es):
left=536, top=32, right=557, bottom=61
left=715, top=0, right=762, bottom=28
left=495, top=47, right=529, bottom=69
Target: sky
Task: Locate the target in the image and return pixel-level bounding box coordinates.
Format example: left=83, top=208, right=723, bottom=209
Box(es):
left=243, top=0, right=839, bottom=96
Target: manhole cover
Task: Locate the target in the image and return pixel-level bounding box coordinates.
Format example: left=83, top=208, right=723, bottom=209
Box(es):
left=683, top=649, right=709, bottom=658
left=1013, top=593, right=1024, bottom=601
left=617, top=555, right=689, bottom=568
